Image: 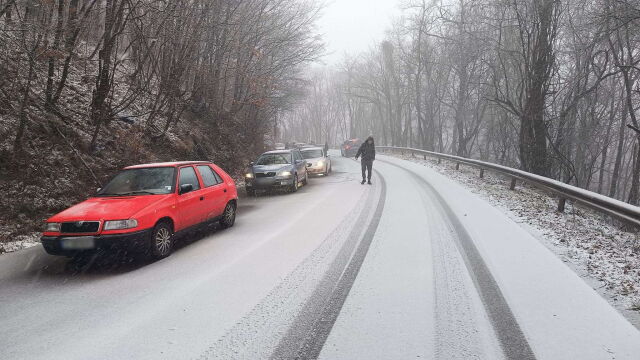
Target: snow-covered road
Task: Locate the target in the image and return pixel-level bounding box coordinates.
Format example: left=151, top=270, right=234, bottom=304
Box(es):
left=1, top=154, right=640, bottom=360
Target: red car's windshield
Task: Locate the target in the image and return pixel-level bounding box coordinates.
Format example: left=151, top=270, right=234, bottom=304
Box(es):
left=97, top=167, right=176, bottom=196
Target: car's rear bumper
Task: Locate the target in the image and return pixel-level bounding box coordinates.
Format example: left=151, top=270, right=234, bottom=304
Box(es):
left=342, top=149, right=357, bottom=156
left=41, top=229, right=152, bottom=256
left=246, top=177, right=294, bottom=190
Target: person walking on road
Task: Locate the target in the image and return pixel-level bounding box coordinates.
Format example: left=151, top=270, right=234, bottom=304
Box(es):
left=355, top=136, right=376, bottom=185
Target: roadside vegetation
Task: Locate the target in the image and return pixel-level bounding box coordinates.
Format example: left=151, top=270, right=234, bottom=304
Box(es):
left=284, top=0, right=640, bottom=207
left=0, top=0, right=322, bottom=249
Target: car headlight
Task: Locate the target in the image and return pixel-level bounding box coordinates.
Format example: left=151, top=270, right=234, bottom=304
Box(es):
left=44, top=222, right=61, bottom=232
left=279, top=170, right=292, bottom=177
left=104, top=219, right=138, bottom=231
left=317, top=160, right=324, bottom=166
left=245, top=173, right=254, bottom=179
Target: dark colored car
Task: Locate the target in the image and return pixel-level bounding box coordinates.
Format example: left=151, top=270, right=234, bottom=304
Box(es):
left=245, top=149, right=308, bottom=195
left=41, top=161, right=238, bottom=259
left=341, top=138, right=360, bottom=157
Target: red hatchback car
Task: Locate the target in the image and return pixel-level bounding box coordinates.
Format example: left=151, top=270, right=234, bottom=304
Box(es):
left=41, top=161, right=238, bottom=259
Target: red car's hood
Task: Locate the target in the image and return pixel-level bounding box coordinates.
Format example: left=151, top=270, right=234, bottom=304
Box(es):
left=49, top=195, right=171, bottom=222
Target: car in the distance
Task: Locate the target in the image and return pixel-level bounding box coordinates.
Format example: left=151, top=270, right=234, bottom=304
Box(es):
left=341, top=138, right=360, bottom=157
left=301, top=147, right=331, bottom=176
left=41, top=161, right=238, bottom=259
left=245, top=149, right=308, bottom=195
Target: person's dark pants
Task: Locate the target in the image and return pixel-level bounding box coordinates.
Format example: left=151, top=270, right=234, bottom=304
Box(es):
left=361, top=159, right=373, bottom=181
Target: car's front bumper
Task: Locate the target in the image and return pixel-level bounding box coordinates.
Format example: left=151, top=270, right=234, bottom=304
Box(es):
left=307, top=164, right=327, bottom=174
left=246, top=177, right=294, bottom=190
left=41, top=229, right=152, bottom=256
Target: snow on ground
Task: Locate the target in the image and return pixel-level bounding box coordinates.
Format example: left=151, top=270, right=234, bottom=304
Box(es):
left=0, top=233, right=40, bottom=254
left=387, top=151, right=640, bottom=316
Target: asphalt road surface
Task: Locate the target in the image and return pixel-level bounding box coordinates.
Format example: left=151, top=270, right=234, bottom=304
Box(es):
left=1, top=153, right=640, bottom=360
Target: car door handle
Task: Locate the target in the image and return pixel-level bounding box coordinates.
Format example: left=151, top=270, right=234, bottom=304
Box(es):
left=200, top=196, right=205, bottom=201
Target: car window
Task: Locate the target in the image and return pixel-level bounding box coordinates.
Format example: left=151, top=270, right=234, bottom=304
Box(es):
left=256, top=153, right=292, bottom=165
left=301, top=149, right=323, bottom=159
left=212, top=170, right=223, bottom=184
left=97, top=167, right=175, bottom=196
left=196, top=165, right=220, bottom=187
left=179, top=166, right=200, bottom=190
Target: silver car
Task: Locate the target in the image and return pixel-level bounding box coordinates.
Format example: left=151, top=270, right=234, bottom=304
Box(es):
left=301, top=147, right=332, bottom=176
left=245, top=149, right=309, bottom=195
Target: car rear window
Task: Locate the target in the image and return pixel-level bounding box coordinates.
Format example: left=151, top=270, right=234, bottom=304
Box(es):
left=179, top=167, right=200, bottom=190
left=197, top=165, right=221, bottom=187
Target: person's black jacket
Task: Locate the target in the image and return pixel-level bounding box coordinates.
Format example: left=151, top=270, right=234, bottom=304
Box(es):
left=355, top=137, right=376, bottom=162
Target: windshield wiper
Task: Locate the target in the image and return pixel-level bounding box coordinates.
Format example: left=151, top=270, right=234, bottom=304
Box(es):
left=118, top=191, right=156, bottom=196
left=98, top=191, right=156, bottom=197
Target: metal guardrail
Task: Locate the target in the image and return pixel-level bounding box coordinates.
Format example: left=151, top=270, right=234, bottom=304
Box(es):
left=377, top=146, right=640, bottom=227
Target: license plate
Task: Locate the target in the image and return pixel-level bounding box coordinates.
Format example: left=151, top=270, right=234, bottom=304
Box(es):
left=281, top=181, right=289, bottom=185
left=61, top=237, right=95, bottom=250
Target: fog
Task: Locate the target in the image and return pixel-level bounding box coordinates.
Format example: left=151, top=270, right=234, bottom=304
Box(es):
left=317, top=0, right=402, bottom=64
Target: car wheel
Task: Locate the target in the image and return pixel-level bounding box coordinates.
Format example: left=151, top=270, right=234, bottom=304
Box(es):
left=290, top=174, right=299, bottom=193
left=302, top=172, right=308, bottom=185
left=150, top=221, right=173, bottom=259
left=220, top=202, right=236, bottom=229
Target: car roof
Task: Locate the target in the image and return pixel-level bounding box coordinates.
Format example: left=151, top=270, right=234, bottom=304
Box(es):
left=300, top=146, right=323, bottom=151
left=124, top=161, right=210, bottom=169
left=262, top=149, right=294, bottom=154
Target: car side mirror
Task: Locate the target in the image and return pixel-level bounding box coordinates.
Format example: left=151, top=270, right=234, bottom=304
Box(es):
left=97, top=187, right=102, bottom=193
left=179, top=184, right=193, bottom=195
left=250, top=161, right=254, bottom=166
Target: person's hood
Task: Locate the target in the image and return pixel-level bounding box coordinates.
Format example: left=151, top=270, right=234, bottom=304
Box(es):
left=365, top=136, right=375, bottom=144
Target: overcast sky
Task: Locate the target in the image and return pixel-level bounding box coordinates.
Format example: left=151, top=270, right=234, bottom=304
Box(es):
left=316, top=0, right=402, bottom=65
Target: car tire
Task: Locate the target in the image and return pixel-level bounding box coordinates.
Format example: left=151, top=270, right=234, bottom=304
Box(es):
left=220, top=202, right=236, bottom=229
left=149, top=221, right=173, bottom=259
left=290, top=174, right=299, bottom=193
left=302, top=172, right=308, bottom=185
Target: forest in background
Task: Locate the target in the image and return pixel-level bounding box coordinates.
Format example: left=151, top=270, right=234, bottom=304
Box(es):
left=0, top=0, right=322, bottom=242
left=281, top=0, right=640, bottom=206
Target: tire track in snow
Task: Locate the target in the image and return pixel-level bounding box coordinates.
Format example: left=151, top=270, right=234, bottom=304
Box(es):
left=271, top=170, right=387, bottom=360
left=381, top=159, right=536, bottom=360
left=416, top=175, right=504, bottom=359
left=194, top=170, right=383, bottom=360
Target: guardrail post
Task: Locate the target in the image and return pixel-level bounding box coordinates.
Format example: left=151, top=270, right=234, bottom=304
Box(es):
left=437, top=158, right=441, bottom=164
left=479, top=169, right=484, bottom=178
left=411, top=151, right=415, bottom=158
left=557, top=198, right=566, bottom=213
left=423, top=154, right=426, bottom=160
left=455, top=163, right=460, bottom=170
left=509, top=178, right=517, bottom=190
